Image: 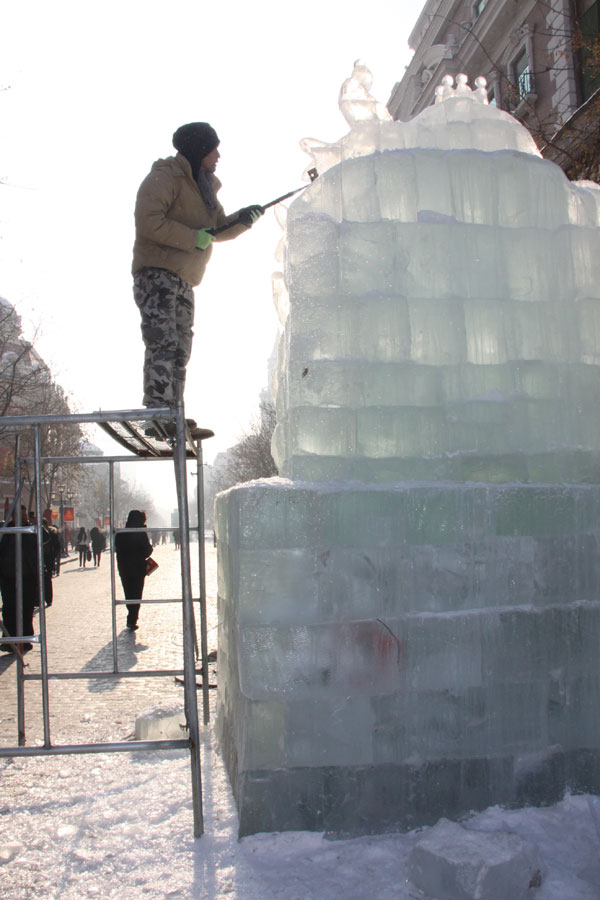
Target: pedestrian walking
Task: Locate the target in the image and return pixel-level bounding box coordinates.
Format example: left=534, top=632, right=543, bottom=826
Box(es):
left=114, top=510, right=153, bottom=631
left=55, top=529, right=65, bottom=572
left=42, top=519, right=60, bottom=606
left=90, top=526, right=106, bottom=567
left=132, top=121, right=264, bottom=413
left=76, top=526, right=89, bottom=568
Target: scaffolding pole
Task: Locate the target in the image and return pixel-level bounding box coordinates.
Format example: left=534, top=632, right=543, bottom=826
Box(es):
left=173, top=393, right=204, bottom=837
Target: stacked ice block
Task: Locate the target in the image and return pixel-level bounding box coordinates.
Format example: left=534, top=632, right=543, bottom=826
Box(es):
left=216, top=80, right=600, bottom=836
left=273, top=136, right=600, bottom=483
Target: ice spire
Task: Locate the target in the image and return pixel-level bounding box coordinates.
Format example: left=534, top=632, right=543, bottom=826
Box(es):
left=338, top=59, right=392, bottom=126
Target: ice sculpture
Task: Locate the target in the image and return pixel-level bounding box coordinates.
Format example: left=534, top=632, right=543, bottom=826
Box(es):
left=273, top=72, right=600, bottom=484
left=216, top=71, right=600, bottom=837
left=338, top=59, right=393, bottom=125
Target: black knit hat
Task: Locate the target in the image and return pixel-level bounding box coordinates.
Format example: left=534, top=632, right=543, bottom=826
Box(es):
left=172, top=122, right=219, bottom=180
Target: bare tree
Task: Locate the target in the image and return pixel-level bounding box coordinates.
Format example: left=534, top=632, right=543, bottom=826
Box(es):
left=77, top=465, right=158, bottom=529
left=0, top=299, right=45, bottom=419
left=221, top=396, right=278, bottom=488
left=503, top=3, right=600, bottom=180
left=114, top=474, right=157, bottom=526
left=204, top=394, right=278, bottom=522
left=0, top=297, right=86, bottom=511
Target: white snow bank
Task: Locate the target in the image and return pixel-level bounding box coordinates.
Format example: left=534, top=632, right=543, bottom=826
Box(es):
left=1, top=724, right=599, bottom=900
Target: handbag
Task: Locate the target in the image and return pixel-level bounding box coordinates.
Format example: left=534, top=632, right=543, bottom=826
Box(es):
left=86, top=548, right=92, bottom=562
left=146, top=557, right=159, bottom=575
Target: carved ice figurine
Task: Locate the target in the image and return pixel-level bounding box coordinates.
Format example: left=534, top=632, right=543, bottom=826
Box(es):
left=299, top=61, right=394, bottom=177
left=435, top=73, right=490, bottom=104
left=440, top=73, right=456, bottom=100
left=338, top=59, right=392, bottom=126
left=473, top=75, right=490, bottom=104
left=454, top=72, right=472, bottom=96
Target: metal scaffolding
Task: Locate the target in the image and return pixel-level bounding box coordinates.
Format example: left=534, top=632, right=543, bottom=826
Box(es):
left=0, top=400, right=211, bottom=837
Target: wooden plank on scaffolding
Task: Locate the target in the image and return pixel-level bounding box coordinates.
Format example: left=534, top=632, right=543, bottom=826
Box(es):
left=98, top=417, right=213, bottom=459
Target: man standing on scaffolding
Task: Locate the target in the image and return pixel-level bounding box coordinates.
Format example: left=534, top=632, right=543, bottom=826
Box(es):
left=132, top=122, right=264, bottom=419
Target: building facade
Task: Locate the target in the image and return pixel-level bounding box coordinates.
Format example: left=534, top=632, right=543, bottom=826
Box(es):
left=388, top=0, right=600, bottom=179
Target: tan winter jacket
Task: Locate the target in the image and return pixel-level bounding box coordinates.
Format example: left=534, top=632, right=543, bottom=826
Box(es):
left=132, top=152, right=248, bottom=287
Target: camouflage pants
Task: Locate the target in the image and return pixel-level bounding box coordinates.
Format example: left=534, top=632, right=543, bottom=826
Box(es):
left=133, top=267, right=195, bottom=407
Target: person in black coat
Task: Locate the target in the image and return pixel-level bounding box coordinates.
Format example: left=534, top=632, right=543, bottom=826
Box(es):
left=41, top=519, right=60, bottom=607
left=0, top=506, right=39, bottom=652
left=76, top=526, right=89, bottom=568
left=89, top=526, right=106, bottom=567
left=114, top=509, right=153, bottom=631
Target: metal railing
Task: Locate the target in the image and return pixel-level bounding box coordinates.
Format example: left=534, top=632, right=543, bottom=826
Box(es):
left=518, top=65, right=535, bottom=101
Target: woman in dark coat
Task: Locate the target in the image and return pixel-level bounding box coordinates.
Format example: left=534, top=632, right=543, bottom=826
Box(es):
left=89, top=526, right=106, bottom=567
left=76, top=526, right=89, bottom=568
left=114, top=509, right=153, bottom=631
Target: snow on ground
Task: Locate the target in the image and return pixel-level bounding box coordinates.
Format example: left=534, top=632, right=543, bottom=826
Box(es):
left=1, top=545, right=599, bottom=899
left=2, top=743, right=600, bottom=899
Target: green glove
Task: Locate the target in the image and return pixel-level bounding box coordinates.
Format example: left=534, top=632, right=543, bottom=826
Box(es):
left=196, top=229, right=215, bottom=250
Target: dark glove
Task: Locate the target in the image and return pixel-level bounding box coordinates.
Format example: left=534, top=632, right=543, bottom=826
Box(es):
left=238, top=205, right=265, bottom=227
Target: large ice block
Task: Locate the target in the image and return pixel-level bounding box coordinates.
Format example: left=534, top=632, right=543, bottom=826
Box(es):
left=217, top=480, right=600, bottom=834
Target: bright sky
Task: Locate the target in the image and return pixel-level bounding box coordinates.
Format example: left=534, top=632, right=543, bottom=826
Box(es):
left=0, top=0, right=418, bottom=508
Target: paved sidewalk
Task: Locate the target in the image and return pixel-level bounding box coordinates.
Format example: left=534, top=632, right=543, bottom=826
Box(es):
left=0, top=541, right=218, bottom=748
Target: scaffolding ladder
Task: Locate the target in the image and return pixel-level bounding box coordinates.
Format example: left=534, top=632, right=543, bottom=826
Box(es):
left=0, top=399, right=211, bottom=837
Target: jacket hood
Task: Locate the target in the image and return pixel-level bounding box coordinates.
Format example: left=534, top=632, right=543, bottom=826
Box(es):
left=150, top=154, right=222, bottom=192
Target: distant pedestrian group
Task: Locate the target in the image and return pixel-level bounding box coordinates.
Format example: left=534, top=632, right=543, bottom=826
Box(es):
left=0, top=508, right=163, bottom=651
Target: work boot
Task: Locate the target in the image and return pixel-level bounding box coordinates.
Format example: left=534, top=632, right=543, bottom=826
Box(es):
left=189, top=426, right=215, bottom=441
left=148, top=418, right=198, bottom=439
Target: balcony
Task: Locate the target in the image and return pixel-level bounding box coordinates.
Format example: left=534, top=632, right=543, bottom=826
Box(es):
left=513, top=64, right=537, bottom=116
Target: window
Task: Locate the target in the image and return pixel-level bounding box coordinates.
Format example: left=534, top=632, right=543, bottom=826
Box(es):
left=580, top=0, right=600, bottom=100
left=513, top=48, right=534, bottom=100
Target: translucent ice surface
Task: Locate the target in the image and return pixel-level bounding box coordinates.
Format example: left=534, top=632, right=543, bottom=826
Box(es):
left=338, top=59, right=392, bottom=127
left=272, top=99, right=600, bottom=482
left=299, top=76, right=542, bottom=181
